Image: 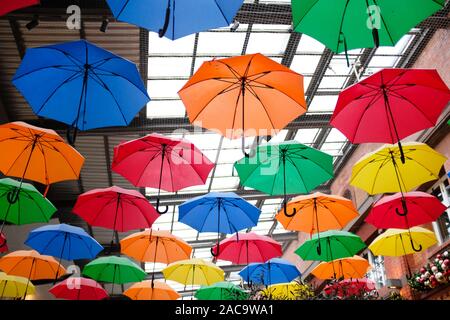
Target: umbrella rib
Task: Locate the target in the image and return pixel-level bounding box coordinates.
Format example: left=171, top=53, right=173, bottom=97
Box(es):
left=44, top=142, right=80, bottom=179
left=369, top=156, right=391, bottom=194
left=216, top=60, right=242, bottom=80
left=90, top=67, right=149, bottom=97
left=245, top=85, right=276, bottom=129
left=4, top=140, right=34, bottom=177
left=334, top=0, right=350, bottom=53
left=35, top=142, right=50, bottom=186
left=34, top=72, right=83, bottom=115
left=350, top=90, right=385, bottom=142
left=165, top=151, right=176, bottom=192
left=386, top=90, right=435, bottom=125
left=213, top=0, right=231, bottom=24
left=405, top=156, right=441, bottom=179
left=292, top=0, right=321, bottom=30
left=372, top=0, right=395, bottom=45
left=135, top=150, right=163, bottom=187
left=12, top=65, right=81, bottom=82
left=286, top=157, right=309, bottom=192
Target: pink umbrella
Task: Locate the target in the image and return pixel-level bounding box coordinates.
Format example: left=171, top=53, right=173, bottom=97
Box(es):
left=111, top=133, right=214, bottom=213
left=0, top=0, right=40, bottom=17
left=49, top=277, right=109, bottom=300
left=366, top=191, right=447, bottom=229
left=212, top=232, right=282, bottom=265
left=324, top=279, right=376, bottom=298
left=0, top=232, right=8, bottom=253
left=72, top=186, right=159, bottom=249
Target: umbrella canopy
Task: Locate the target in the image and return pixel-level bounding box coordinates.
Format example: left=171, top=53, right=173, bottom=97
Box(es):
left=369, top=227, right=437, bottom=257
left=49, top=277, right=109, bottom=300
left=235, top=141, right=333, bottom=216
left=0, top=0, right=40, bottom=16
left=324, top=279, right=376, bottom=298
left=239, top=258, right=301, bottom=286
left=112, top=133, right=214, bottom=213
left=292, top=0, right=445, bottom=54
left=179, top=54, right=307, bottom=155
left=0, top=178, right=56, bottom=233
left=0, top=232, right=7, bottom=253
left=162, top=258, right=224, bottom=286
left=25, top=224, right=103, bottom=260
left=366, top=191, right=447, bottom=229
left=124, top=280, right=180, bottom=300
left=120, top=229, right=192, bottom=263
left=211, top=232, right=282, bottom=265
left=331, top=69, right=449, bottom=163
left=72, top=186, right=159, bottom=238
left=350, top=142, right=446, bottom=195
left=295, top=230, right=366, bottom=262
left=311, top=256, right=371, bottom=280
left=0, top=272, right=35, bottom=299
left=261, top=281, right=312, bottom=300
left=179, top=192, right=261, bottom=256
left=275, top=192, right=358, bottom=233
left=195, top=282, right=248, bottom=300
left=82, top=256, right=146, bottom=285
left=12, top=40, right=149, bottom=143
left=106, top=0, right=244, bottom=40
left=0, top=122, right=84, bottom=194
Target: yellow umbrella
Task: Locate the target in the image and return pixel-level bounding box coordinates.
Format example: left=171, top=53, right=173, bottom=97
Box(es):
left=261, top=281, right=313, bottom=300
left=162, top=258, right=224, bottom=286
left=369, top=227, right=437, bottom=256
left=350, top=142, right=446, bottom=195
left=311, top=256, right=371, bottom=280
left=0, top=272, right=35, bottom=299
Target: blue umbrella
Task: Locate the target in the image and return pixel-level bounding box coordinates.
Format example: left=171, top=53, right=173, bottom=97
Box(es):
left=25, top=223, right=103, bottom=277
left=106, top=0, right=244, bottom=40
left=178, top=192, right=261, bottom=256
left=12, top=40, right=150, bottom=144
left=239, top=258, right=301, bottom=286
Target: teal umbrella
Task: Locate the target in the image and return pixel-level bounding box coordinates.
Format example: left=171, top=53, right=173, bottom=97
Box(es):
left=0, top=178, right=56, bottom=233
left=295, top=230, right=366, bottom=263
left=234, top=141, right=333, bottom=216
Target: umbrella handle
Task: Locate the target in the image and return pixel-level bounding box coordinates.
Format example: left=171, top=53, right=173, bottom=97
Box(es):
left=156, top=198, right=169, bottom=214
left=395, top=198, right=408, bottom=216
left=316, top=242, right=322, bottom=255
left=398, top=141, right=406, bottom=164
left=66, top=125, right=78, bottom=146
left=6, top=189, right=19, bottom=204
left=242, top=136, right=250, bottom=158
left=283, top=203, right=296, bottom=217
left=410, top=238, right=422, bottom=252
left=158, top=2, right=171, bottom=38
left=372, top=28, right=380, bottom=48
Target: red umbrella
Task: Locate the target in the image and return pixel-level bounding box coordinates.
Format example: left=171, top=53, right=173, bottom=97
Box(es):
left=49, top=277, right=109, bottom=300
left=330, top=69, right=450, bottom=163
left=0, top=232, right=7, bottom=253
left=212, top=232, right=282, bottom=265
left=324, top=279, right=376, bottom=298
left=72, top=186, right=159, bottom=248
left=0, top=0, right=39, bottom=16
left=366, top=191, right=447, bottom=229
left=111, top=133, right=214, bottom=213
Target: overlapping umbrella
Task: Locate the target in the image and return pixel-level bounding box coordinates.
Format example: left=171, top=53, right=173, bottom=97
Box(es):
left=12, top=40, right=150, bottom=144
left=112, top=133, right=214, bottom=213
left=49, top=277, right=109, bottom=300
left=123, top=280, right=180, bottom=301
left=234, top=141, right=333, bottom=215
left=0, top=0, right=40, bottom=16
left=211, top=232, right=282, bottom=265
left=0, top=233, right=7, bottom=253
left=0, top=122, right=84, bottom=197
left=295, top=230, right=366, bottom=262
left=324, top=279, right=376, bottom=298
left=162, top=258, right=224, bottom=287
left=106, top=0, right=244, bottom=40
left=0, top=272, right=35, bottom=299
left=195, top=282, right=248, bottom=301
left=179, top=54, right=307, bottom=156
left=179, top=192, right=261, bottom=256
left=239, top=258, right=301, bottom=286
left=311, top=256, right=371, bottom=280
left=276, top=192, right=358, bottom=233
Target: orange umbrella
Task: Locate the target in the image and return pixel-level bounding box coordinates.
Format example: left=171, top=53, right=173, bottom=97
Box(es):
left=276, top=192, right=359, bottom=233
left=179, top=53, right=307, bottom=155
left=0, top=122, right=84, bottom=200
left=311, top=256, right=371, bottom=280
left=0, top=250, right=66, bottom=299
left=123, top=280, right=180, bottom=300
left=120, top=229, right=192, bottom=264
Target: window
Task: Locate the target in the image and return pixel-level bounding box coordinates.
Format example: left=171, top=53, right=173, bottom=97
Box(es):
left=363, top=250, right=387, bottom=288
left=431, top=178, right=450, bottom=242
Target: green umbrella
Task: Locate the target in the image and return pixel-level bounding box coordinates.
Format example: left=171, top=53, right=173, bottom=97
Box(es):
left=234, top=141, right=333, bottom=217
left=292, top=0, right=445, bottom=63
left=82, top=256, right=146, bottom=294
left=295, top=230, right=366, bottom=265
left=195, top=282, right=249, bottom=300
left=0, top=178, right=56, bottom=233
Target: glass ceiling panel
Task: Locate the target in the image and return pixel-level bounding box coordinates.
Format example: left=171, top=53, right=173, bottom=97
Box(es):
left=246, top=32, right=291, bottom=55
left=197, top=32, right=246, bottom=55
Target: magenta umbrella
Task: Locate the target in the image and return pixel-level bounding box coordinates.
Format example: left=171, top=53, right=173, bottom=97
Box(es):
left=0, top=232, right=7, bottom=253
left=212, top=232, right=282, bottom=265
left=111, top=133, right=215, bottom=214
left=72, top=186, right=159, bottom=249
left=366, top=191, right=447, bottom=229
left=49, top=277, right=109, bottom=300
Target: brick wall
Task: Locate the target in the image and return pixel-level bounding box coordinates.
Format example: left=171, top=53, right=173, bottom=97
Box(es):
left=281, top=24, right=450, bottom=300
